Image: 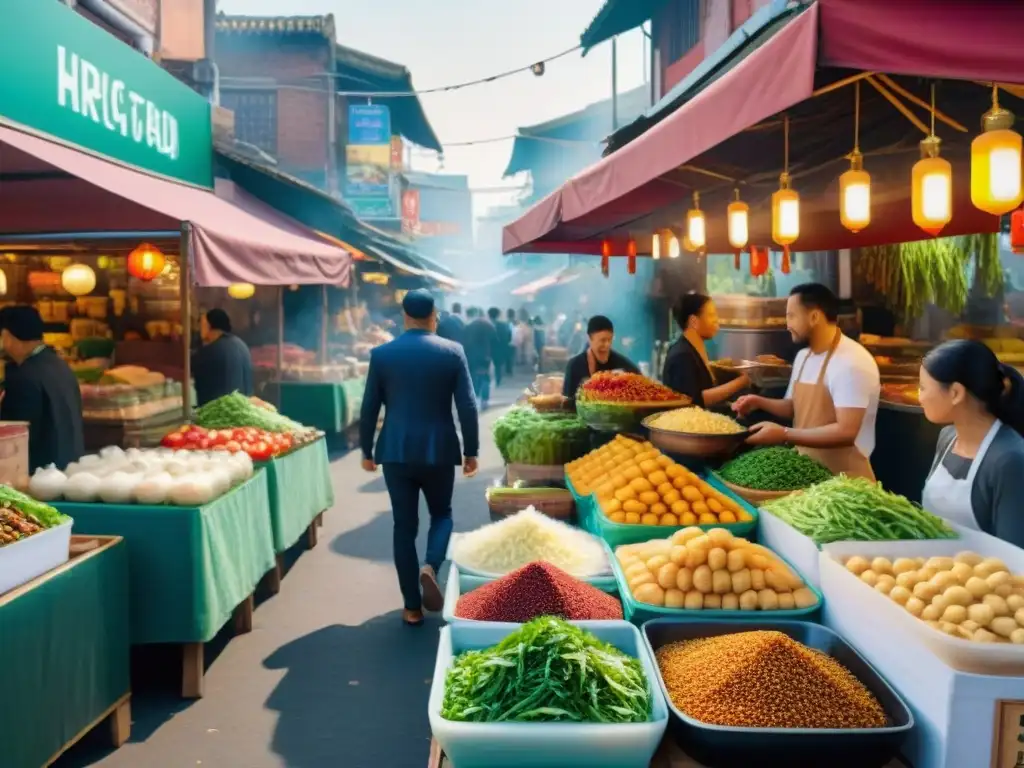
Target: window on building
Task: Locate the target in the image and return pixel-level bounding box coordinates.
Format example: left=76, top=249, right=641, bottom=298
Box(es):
left=666, top=0, right=702, bottom=63
left=221, top=90, right=278, bottom=156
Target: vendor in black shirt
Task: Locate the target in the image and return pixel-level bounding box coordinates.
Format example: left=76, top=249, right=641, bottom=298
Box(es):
left=562, top=315, right=640, bottom=402
left=193, top=309, right=254, bottom=406
left=0, top=306, right=84, bottom=471
left=662, top=294, right=750, bottom=408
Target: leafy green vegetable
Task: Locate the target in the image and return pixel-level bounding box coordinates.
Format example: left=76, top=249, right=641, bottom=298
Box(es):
left=493, top=408, right=589, bottom=466
left=761, top=475, right=956, bottom=544
left=442, top=617, right=651, bottom=723
left=719, top=447, right=832, bottom=491
left=0, top=485, right=70, bottom=527
left=195, top=392, right=304, bottom=433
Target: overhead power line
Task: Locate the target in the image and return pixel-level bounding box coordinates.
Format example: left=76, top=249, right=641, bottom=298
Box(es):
left=219, top=43, right=582, bottom=99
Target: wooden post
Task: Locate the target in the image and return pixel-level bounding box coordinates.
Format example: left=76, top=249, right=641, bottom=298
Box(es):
left=108, top=697, right=132, bottom=747
left=180, top=223, right=192, bottom=421
left=263, top=554, right=283, bottom=595
left=320, top=283, right=328, bottom=365
left=233, top=594, right=255, bottom=634
left=182, top=643, right=204, bottom=699
left=306, top=521, right=319, bottom=549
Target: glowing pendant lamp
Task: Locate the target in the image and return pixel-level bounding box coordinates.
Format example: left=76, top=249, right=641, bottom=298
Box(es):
left=912, top=84, right=953, bottom=237
left=61, top=264, right=96, bottom=296
left=685, top=191, right=706, bottom=252
left=651, top=231, right=662, bottom=260
left=600, top=239, right=611, bottom=277
left=626, top=238, right=637, bottom=275
left=228, top=282, right=256, bottom=299
left=727, top=188, right=749, bottom=250
left=839, top=81, right=871, bottom=233
left=772, top=115, right=800, bottom=248
left=668, top=234, right=681, bottom=259
left=127, top=243, right=166, bottom=281
left=971, top=84, right=1024, bottom=216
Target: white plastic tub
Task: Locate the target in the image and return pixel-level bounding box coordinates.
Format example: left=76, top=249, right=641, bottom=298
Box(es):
left=0, top=519, right=73, bottom=596
left=429, top=621, right=668, bottom=768
left=757, top=508, right=823, bottom=587
left=820, top=532, right=1024, bottom=677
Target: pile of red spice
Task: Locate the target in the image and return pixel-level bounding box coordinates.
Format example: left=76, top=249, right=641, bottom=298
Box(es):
left=579, top=372, right=685, bottom=403
left=456, top=561, right=623, bottom=622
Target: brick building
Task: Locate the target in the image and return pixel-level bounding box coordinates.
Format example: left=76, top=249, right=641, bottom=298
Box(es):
left=214, top=15, right=440, bottom=205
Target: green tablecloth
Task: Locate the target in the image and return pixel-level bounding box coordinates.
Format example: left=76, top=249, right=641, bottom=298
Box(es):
left=262, top=439, right=335, bottom=552
left=1, top=537, right=130, bottom=768
left=54, top=472, right=276, bottom=644
left=278, top=377, right=366, bottom=433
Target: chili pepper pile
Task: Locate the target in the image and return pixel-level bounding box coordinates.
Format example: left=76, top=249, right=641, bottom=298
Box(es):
left=579, top=372, right=685, bottom=403
left=161, top=425, right=301, bottom=462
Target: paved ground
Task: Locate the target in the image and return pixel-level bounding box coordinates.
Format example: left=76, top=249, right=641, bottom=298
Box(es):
left=60, top=377, right=526, bottom=768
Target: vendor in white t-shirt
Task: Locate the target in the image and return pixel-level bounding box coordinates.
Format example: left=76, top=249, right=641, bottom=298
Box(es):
left=732, top=284, right=880, bottom=480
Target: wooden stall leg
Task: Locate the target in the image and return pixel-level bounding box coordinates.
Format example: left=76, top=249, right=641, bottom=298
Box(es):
left=233, top=594, right=255, bottom=635
left=316, top=512, right=324, bottom=528
left=182, top=643, right=204, bottom=699
left=108, top=697, right=131, bottom=747
left=264, top=555, right=283, bottom=595
left=306, top=521, right=319, bottom=549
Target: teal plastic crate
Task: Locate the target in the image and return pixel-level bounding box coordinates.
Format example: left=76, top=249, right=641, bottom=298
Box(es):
left=566, top=475, right=600, bottom=535
left=456, top=569, right=618, bottom=596
left=606, top=541, right=824, bottom=626
left=589, top=471, right=759, bottom=549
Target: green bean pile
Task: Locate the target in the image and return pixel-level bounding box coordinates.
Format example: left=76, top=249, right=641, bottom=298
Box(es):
left=761, top=476, right=956, bottom=544
left=719, top=447, right=832, bottom=491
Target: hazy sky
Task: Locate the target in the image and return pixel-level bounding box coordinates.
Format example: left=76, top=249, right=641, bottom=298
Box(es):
left=217, top=0, right=647, bottom=215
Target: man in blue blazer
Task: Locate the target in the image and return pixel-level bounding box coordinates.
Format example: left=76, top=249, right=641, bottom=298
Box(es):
left=360, top=289, right=480, bottom=626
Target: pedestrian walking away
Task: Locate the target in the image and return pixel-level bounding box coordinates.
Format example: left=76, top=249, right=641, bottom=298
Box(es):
left=359, top=289, right=480, bottom=626
left=488, top=306, right=512, bottom=387
left=464, top=306, right=498, bottom=410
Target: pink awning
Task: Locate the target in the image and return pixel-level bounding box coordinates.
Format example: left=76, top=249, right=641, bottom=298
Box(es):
left=0, top=124, right=352, bottom=287
left=503, top=0, right=1024, bottom=255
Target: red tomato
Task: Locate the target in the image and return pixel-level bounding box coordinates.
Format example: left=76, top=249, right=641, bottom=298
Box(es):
left=184, top=430, right=203, bottom=444
left=199, top=438, right=211, bottom=450
left=162, top=432, right=186, bottom=448
left=225, top=440, right=241, bottom=453
left=250, top=441, right=272, bottom=462
left=232, top=428, right=248, bottom=442
left=212, top=444, right=229, bottom=452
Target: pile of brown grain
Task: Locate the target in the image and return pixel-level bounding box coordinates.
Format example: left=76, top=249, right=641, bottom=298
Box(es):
left=655, top=630, right=887, bottom=729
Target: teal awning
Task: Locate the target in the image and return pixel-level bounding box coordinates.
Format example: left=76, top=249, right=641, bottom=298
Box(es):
left=580, top=0, right=665, bottom=53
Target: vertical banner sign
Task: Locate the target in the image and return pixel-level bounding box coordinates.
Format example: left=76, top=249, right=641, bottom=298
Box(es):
left=345, top=104, right=393, bottom=218
left=401, top=189, right=420, bottom=234
left=390, top=135, right=404, bottom=171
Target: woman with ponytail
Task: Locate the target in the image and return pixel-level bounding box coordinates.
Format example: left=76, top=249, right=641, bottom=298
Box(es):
left=920, top=340, right=1024, bottom=546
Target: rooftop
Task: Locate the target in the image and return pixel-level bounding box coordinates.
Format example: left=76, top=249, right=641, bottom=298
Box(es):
left=215, top=13, right=336, bottom=38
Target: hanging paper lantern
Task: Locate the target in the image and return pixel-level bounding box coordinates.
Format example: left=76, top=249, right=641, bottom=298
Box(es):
left=771, top=173, right=800, bottom=247
left=626, top=238, right=637, bottom=275
left=685, top=192, right=706, bottom=252
left=0, top=269, right=7, bottom=297
left=61, top=264, right=96, bottom=296
left=839, top=151, right=871, bottom=233
left=667, top=235, right=681, bottom=259
left=912, top=136, right=953, bottom=236
left=600, top=239, right=611, bottom=277
left=727, top=191, right=749, bottom=250
left=971, top=87, right=1024, bottom=216
left=228, top=282, right=256, bottom=300
left=127, top=243, right=166, bottom=281
left=1011, top=207, right=1024, bottom=254
left=749, top=247, right=769, bottom=277
left=651, top=231, right=662, bottom=260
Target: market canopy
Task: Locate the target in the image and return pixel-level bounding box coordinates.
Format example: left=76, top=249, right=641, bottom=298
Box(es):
left=503, top=0, right=1024, bottom=256
left=0, top=124, right=353, bottom=287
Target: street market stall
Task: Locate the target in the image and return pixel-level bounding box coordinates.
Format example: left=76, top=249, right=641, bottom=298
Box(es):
left=1, top=534, right=131, bottom=767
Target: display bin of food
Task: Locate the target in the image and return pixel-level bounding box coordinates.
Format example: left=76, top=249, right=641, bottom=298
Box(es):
left=641, top=620, right=913, bottom=768
left=819, top=536, right=1024, bottom=676
left=442, top=562, right=621, bottom=624
left=0, top=421, right=29, bottom=486
left=484, top=486, right=574, bottom=521
left=642, top=409, right=749, bottom=459
left=428, top=618, right=669, bottom=768
left=714, top=447, right=834, bottom=506
left=505, top=463, right=567, bottom=485
left=446, top=508, right=617, bottom=593
left=756, top=477, right=957, bottom=589
left=0, top=518, right=73, bottom=596
left=575, top=372, right=691, bottom=434
left=608, top=528, right=823, bottom=626
left=566, top=476, right=595, bottom=526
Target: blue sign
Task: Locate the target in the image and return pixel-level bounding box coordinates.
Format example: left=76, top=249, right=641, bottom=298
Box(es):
left=348, top=104, right=391, bottom=145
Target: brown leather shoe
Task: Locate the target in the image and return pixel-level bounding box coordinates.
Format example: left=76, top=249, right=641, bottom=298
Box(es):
left=420, top=566, right=444, bottom=612
left=402, top=608, right=424, bottom=626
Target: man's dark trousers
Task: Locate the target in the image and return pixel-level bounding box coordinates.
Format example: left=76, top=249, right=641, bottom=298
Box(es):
left=382, top=463, right=455, bottom=611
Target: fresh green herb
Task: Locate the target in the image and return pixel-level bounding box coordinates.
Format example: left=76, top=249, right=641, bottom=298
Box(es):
left=719, top=447, right=832, bottom=491
left=442, top=616, right=652, bottom=723
left=195, top=392, right=304, bottom=433
left=0, top=485, right=70, bottom=527
left=493, top=408, right=589, bottom=466
left=761, top=475, right=956, bottom=544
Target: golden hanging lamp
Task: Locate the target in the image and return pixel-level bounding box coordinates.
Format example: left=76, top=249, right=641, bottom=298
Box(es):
left=971, top=84, right=1024, bottom=216
left=912, top=83, right=953, bottom=236
left=839, top=81, right=871, bottom=233
left=771, top=115, right=800, bottom=253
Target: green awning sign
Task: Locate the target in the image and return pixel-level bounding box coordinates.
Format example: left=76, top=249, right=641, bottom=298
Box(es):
left=0, top=0, right=212, bottom=187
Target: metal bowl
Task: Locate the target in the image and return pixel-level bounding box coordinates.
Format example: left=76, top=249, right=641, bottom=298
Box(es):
left=575, top=399, right=691, bottom=433
left=642, top=414, right=749, bottom=458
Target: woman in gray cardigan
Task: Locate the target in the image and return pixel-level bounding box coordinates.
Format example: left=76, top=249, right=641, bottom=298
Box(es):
left=919, top=340, right=1024, bottom=548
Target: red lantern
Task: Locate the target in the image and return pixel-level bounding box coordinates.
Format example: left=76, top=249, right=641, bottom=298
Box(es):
left=626, top=238, right=637, bottom=275
left=127, top=243, right=166, bottom=281
left=1012, top=207, right=1024, bottom=255
left=749, top=246, right=769, bottom=277
left=601, top=239, right=611, bottom=277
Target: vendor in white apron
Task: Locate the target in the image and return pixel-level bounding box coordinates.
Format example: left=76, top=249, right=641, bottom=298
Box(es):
left=733, top=284, right=880, bottom=480
left=918, top=340, right=1024, bottom=547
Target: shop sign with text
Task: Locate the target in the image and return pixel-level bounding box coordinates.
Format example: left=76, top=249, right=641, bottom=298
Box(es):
left=0, top=0, right=212, bottom=187
left=345, top=104, right=394, bottom=218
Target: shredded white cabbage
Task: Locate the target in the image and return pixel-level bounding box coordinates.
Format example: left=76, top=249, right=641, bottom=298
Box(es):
left=451, top=506, right=608, bottom=578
